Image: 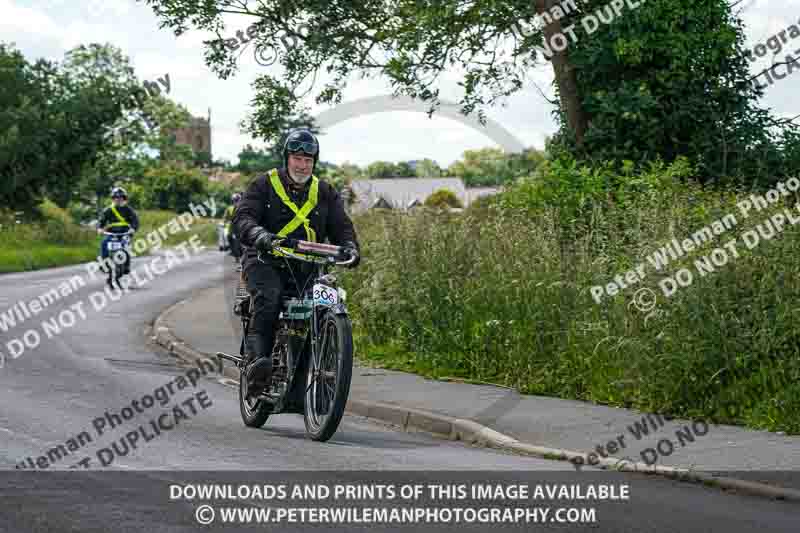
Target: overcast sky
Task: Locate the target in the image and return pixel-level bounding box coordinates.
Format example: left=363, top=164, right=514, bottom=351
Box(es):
left=2, top=0, right=797, bottom=168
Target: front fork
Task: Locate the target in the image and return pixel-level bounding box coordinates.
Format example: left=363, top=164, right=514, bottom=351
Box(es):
left=307, top=302, right=347, bottom=390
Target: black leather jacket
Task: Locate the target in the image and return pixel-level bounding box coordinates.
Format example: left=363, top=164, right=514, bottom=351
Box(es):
left=98, top=204, right=139, bottom=234
left=233, top=168, right=359, bottom=269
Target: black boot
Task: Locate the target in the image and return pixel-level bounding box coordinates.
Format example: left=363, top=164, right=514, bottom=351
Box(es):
left=244, top=333, right=272, bottom=398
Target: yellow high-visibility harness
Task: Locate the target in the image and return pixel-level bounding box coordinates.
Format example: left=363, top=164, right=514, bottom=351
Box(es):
left=269, top=169, right=319, bottom=259
left=108, top=205, right=130, bottom=228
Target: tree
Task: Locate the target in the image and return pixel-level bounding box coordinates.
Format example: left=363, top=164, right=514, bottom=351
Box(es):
left=0, top=43, right=134, bottom=212
left=146, top=96, right=193, bottom=162
left=194, top=150, right=213, bottom=167
left=234, top=111, right=321, bottom=173
left=555, top=0, right=800, bottom=184
left=59, top=43, right=190, bottom=215
left=141, top=163, right=208, bottom=211
left=365, top=161, right=398, bottom=179
left=424, top=189, right=463, bottom=208
left=337, top=162, right=363, bottom=180
left=140, top=0, right=543, bottom=145
left=235, top=144, right=281, bottom=174
left=395, top=161, right=416, bottom=177
left=414, top=158, right=441, bottom=177
left=445, top=147, right=530, bottom=186
left=140, top=0, right=799, bottom=184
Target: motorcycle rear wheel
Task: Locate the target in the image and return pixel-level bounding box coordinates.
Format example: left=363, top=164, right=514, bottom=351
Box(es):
left=239, top=369, right=271, bottom=427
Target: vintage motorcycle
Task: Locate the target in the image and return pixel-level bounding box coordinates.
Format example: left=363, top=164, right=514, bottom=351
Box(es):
left=216, top=223, right=229, bottom=252
left=102, top=229, right=134, bottom=289
left=217, top=237, right=357, bottom=442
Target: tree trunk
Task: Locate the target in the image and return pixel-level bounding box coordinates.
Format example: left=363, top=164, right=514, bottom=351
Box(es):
left=535, top=0, right=587, bottom=147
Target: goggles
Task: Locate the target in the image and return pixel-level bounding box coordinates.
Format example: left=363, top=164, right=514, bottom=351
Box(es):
left=287, top=140, right=318, bottom=156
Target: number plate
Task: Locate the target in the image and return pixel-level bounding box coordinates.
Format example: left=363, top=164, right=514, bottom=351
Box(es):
left=313, top=284, right=338, bottom=306
left=107, top=242, right=123, bottom=251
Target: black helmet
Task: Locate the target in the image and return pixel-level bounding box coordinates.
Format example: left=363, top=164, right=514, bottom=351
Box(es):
left=282, top=128, right=319, bottom=173
left=111, top=187, right=128, bottom=200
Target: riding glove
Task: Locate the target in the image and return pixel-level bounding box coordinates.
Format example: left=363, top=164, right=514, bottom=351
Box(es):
left=249, top=227, right=275, bottom=254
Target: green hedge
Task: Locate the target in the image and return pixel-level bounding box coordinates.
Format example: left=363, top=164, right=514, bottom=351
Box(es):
left=341, top=157, right=800, bottom=434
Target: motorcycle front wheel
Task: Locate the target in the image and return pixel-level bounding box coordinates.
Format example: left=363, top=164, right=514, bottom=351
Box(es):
left=304, top=311, right=353, bottom=442
left=112, top=250, right=127, bottom=287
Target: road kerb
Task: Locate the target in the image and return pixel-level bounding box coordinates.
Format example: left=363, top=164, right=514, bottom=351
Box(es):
left=150, top=293, right=800, bottom=504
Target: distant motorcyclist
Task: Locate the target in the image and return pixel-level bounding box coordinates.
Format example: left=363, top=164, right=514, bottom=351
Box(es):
left=97, top=187, right=139, bottom=273
left=233, top=129, right=360, bottom=398
left=223, top=192, right=243, bottom=259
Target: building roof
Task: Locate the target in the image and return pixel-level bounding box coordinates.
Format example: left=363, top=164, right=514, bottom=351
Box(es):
left=350, top=178, right=468, bottom=212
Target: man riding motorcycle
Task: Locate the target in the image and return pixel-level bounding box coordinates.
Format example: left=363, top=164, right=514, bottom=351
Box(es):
left=233, top=129, right=361, bottom=397
left=97, top=187, right=139, bottom=279
left=223, top=192, right=243, bottom=259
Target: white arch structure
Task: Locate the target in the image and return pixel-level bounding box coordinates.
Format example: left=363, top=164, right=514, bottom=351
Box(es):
left=313, top=95, right=526, bottom=154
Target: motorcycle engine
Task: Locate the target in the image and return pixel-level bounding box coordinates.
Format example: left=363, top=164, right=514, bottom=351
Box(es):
left=271, top=324, right=290, bottom=388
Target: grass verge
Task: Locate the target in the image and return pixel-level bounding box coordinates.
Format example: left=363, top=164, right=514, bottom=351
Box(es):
left=0, top=202, right=219, bottom=274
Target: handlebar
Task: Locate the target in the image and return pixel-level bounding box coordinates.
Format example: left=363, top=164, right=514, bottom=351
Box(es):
left=259, top=237, right=357, bottom=266
left=101, top=229, right=135, bottom=237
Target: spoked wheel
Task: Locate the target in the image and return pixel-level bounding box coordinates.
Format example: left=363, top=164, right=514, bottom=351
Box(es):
left=238, top=318, right=272, bottom=428
left=112, top=251, right=127, bottom=289
left=239, top=365, right=272, bottom=427
left=304, top=311, right=353, bottom=442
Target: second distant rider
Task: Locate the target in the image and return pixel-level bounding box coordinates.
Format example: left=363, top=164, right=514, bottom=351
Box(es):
left=97, top=187, right=139, bottom=281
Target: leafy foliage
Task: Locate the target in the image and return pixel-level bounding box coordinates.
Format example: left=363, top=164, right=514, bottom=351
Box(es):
left=424, top=189, right=463, bottom=208
left=140, top=0, right=537, bottom=145
left=235, top=144, right=281, bottom=174
left=549, top=0, right=800, bottom=184
left=365, top=161, right=414, bottom=179
left=414, top=158, right=442, bottom=177
left=447, top=147, right=545, bottom=186
left=139, top=163, right=209, bottom=212
left=141, top=0, right=800, bottom=186
left=0, top=43, right=131, bottom=210
left=0, top=42, right=187, bottom=214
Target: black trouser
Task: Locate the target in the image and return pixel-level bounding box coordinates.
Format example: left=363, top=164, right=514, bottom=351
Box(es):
left=244, top=259, right=314, bottom=364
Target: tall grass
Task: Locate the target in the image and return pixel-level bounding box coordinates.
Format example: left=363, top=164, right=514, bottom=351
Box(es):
left=341, top=159, right=800, bottom=434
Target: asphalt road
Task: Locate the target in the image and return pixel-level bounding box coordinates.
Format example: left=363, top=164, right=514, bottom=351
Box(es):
left=0, top=248, right=797, bottom=532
